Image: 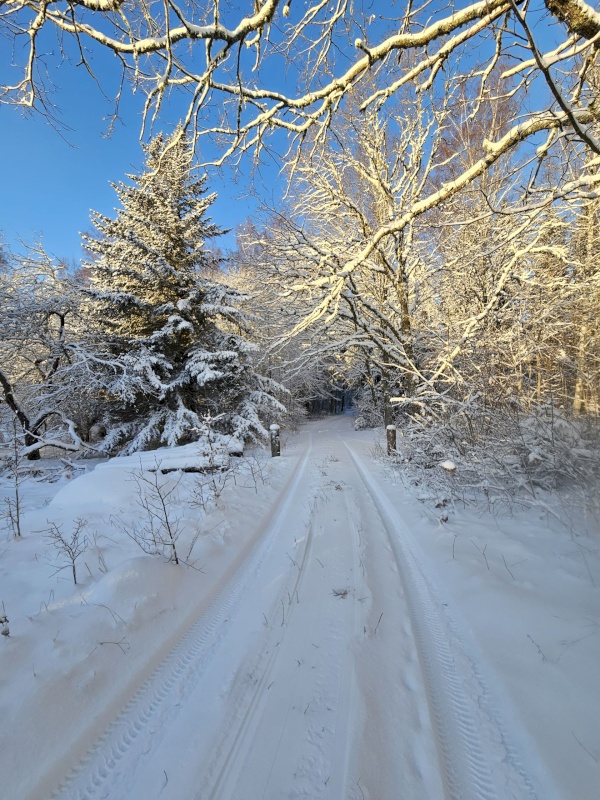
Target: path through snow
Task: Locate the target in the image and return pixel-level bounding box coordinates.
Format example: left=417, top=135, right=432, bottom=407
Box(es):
left=46, top=418, right=556, bottom=800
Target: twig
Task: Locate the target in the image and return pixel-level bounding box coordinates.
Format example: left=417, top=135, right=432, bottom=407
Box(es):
left=572, top=731, right=599, bottom=763
left=80, top=596, right=127, bottom=626
left=287, top=553, right=300, bottom=570
left=527, top=634, right=548, bottom=662
left=374, top=612, right=383, bottom=634
left=356, top=778, right=365, bottom=800
left=471, top=539, right=489, bottom=570
left=502, top=554, right=515, bottom=581
left=576, top=545, right=596, bottom=587
left=91, top=637, right=130, bottom=655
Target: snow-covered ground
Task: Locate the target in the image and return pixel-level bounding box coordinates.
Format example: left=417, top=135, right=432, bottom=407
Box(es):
left=0, top=416, right=598, bottom=800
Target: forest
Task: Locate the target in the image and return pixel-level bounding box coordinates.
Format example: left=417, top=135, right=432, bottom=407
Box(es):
left=1, top=0, right=599, bottom=506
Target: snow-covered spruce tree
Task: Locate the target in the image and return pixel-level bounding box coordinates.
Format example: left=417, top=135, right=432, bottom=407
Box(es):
left=82, top=129, right=284, bottom=454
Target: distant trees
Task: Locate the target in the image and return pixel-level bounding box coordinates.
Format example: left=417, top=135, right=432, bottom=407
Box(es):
left=568, top=196, right=600, bottom=414
left=0, top=238, right=9, bottom=271
left=231, top=220, right=344, bottom=422
left=0, top=246, right=84, bottom=458
left=232, top=70, right=600, bottom=430
left=82, top=129, right=283, bottom=454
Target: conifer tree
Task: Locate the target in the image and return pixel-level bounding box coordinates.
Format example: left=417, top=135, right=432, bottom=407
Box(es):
left=83, top=129, right=283, bottom=454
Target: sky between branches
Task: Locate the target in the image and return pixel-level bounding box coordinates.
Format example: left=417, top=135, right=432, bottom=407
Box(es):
left=0, top=0, right=568, bottom=263
left=0, top=50, right=260, bottom=261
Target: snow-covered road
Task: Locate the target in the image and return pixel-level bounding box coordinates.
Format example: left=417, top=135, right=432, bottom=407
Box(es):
left=47, top=418, right=557, bottom=800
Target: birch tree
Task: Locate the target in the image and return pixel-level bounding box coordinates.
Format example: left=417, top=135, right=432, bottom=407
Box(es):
left=238, top=66, right=597, bottom=418
left=567, top=193, right=600, bottom=414
left=241, top=85, right=443, bottom=422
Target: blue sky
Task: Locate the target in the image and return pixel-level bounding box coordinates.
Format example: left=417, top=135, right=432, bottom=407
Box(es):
left=0, top=1, right=559, bottom=266
left=0, top=50, right=260, bottom=264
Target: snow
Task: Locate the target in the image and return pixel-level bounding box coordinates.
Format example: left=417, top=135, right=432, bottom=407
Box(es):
left=0, top=416, right=598, bottom=800
left=440, top=459, right=457, bottom=472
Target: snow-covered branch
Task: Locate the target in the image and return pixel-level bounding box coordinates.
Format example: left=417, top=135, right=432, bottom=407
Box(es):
left=3, top=0, right=600, bottom=170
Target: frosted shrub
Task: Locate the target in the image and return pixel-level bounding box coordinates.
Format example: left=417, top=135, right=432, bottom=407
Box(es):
left=516, top=406, right=595, bottom=490
left=392, top=397, right=600, bottom=516
left=45, top=518, right=89, bottom=585
left=117, top=468, right=184, bottom=565
left=352, top=386, right=384, bottom=428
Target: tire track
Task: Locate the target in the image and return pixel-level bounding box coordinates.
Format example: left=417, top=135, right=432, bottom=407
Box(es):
left=346, top=443, right=543, bottom=800
left=200, top=458, right=364, bottom=800
left=52, top=440, right=313, bottom=800
left=325, top=486, right=362, bottom=800
left=202, top=516, right=316, bottom=800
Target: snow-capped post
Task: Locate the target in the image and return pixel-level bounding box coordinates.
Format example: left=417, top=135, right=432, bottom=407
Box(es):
left=386, top=424, right=397, bottom=456
left=270, top=424, right=281, bottom=457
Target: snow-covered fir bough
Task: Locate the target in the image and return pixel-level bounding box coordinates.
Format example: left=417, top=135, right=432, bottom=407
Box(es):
left=82, top=129, right=284, bottom=454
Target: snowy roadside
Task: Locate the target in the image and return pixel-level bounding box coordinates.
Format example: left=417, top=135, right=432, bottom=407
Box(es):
left=369, top=432, right=600, bottom=800
left=0, top=438, right=300, bottom=800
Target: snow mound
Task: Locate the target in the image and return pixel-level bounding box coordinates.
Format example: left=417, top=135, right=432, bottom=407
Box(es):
left=47, top=439, right=243, bottom=513
left=97, top=438, right=243, bottom=472
left=85, top=556, right=174, bottom=610
left=47, top=464, right=140, bottom=513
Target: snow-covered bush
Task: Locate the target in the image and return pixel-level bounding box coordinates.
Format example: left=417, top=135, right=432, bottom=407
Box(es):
left=353, top=385, right=386, bottom=428
left=0, top=247, right=89, bottom=459
left=516, top=406, right=599, bottom=490
left=391, top=397, right=600, bottom=515
left=113, top=468, right=186, bottom=565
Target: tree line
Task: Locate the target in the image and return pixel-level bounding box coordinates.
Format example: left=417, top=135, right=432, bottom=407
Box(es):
left=0, top=131, right=284, bottom=458
left=1, top=1, right=599, bottom=493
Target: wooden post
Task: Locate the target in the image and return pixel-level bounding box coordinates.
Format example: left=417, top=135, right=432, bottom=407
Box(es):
left=386, top=424, right=397, bottom=456
left=270, top=424, right=281, bottom=457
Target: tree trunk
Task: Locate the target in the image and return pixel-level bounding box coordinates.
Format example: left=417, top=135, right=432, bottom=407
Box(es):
left=381, top=372, right=393, bottom=427
left=0, top=370, right=41, bottom=460
left=573, top=324, right=589, bottom=415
